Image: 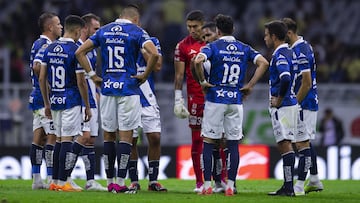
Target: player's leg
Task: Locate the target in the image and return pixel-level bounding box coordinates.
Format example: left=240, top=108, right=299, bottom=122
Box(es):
left=45, top=132, right=56, bottom=185
left=30, top=120, right=46, bottom=190
left=128, top=129, right=140, bottom=192
left=212, top=141, right=224, bottom=193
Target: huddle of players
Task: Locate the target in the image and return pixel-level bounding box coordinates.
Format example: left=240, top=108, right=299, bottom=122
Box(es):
left=29, top=4, right=323, bottom=196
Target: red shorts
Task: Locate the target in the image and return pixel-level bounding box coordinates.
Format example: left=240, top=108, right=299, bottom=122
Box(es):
left=187, top=98, right=204, bottom=129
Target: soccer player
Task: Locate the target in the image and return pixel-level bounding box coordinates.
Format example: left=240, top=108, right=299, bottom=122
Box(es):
left=282, top=17, right=323, bottom=195
left=128, top=36, right=167, bottom=192
left=75, top=4, right=159, bottom=193
left=264, top=20, right=298, bottom=197
left=68, top=13, right=106, bottom=191
left=39, top=15, right=90, bottom=192
left=194, top=14, right=269, bottom=196
left=29, top=12, right=62, bottom=190
left=173, top=10, right=206, bottom=192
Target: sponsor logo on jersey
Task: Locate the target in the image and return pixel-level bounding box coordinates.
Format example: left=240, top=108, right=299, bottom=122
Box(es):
left=216, top=88, right=238, bottom=98
left=50, top=95, right=66, bottom=104
left=103, top=79, right=124, bottom=89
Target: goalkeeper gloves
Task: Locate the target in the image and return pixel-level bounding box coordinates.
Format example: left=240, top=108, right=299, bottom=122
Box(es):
left=174, top=90, right=189, bottom=119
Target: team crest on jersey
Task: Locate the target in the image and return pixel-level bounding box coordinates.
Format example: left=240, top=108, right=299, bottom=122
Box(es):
left=111, top=25, right=122, bottom=32
left=226, top=44, right=237, bottom=51
left=41, top=44, right=49, bottom=49
left=53, top=45, right=63, bottom=53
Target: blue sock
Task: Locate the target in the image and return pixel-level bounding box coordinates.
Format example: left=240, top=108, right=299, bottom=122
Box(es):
left=72, top=141, right=84, bottom=155
left=149, top=160, right=159, bottom=182
left=282, top=151, right=295, bottom=190
left=297, top=147, right=311, bottom=181
left=45, top=144, right=54, bottom=177
left=82, top=146, right=95, bottom=181
left=103, top=141, right=116, bottom=179
left=309, top=143, right=318, bottom=175
left=226, top=140, right=239, bottom=182
left=52, top=142, right=61, bottom=180
left=59, top=142, right=72, bottom=181
left=202, top=142, right=214, bottom=182
left=30, top=144, right=43, bottom=174
left=212, top=148, right=221, bottom=183
left=128, top=160, right=138, bottom=182
left=116, top=141, right=131, bottom=179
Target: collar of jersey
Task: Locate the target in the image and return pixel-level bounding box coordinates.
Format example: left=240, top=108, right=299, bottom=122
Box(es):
left=219, top=36, right=235, bottom=41
left=58, top=37, right=75, bottom=43
left=78, top=38, right=84, bottom=45
left=272, top=43, right=289, bottom=55
left=40, top=35, right=52, bottom=42
left=115, top=18, right=132, bottom=24
left=290, top=36, right=304, bottom=49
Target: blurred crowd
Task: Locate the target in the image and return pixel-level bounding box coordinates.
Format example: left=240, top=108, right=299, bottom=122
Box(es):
left=1, top=0, right=360, bottom=84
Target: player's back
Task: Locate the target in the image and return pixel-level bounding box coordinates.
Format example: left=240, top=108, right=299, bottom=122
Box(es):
left=42, top=38, right=82, bottom=110
left=269, top=44, right=297, bottom=107
left=90, top=19, right=151, bottom=97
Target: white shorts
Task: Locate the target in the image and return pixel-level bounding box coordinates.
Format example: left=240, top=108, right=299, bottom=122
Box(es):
left=100, top=94, right=141, bottom=132
left=82, top=107, right=99, bottom=136
left=51, top=105, right=82, bottom=137
left=201, top=101, right=244, bottom=141
left=296, top=109, right=317, bottom=142
left=133, top=105, right=161, bottom=138
left=32, top=108, right=55, bottom=134
left=269, top=105, right=298, bottom=143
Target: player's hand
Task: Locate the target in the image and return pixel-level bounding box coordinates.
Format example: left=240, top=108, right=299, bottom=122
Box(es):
left=174, top=98, right=189, bottom=119
left=132, top=73, right=147, bottom=85
left=199, top=80, right=215, bottom=88
left=44, top=105, right=52, bottom=119
left=84, top=107, right=92, bottom=122
left=91, top=75, right=103, bottom=87
left=240, top=84, right=253, bottom=100
left=270, top=96, right=282, bottom=108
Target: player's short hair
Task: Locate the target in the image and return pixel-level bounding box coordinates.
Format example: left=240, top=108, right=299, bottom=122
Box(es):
left=282, top=17, right=297, bottom=33
left=64, top=15, right=85, bottom=32
left=121, top=4, right=140, bottom=18
left=202, top=22, right=216, bottom=32
left=264, top=20, right=287, bottom=41
left=81, top=13, right=100, bottom=25
left=214, top=14, right=233, bottom=35
left=38, top=12, right=57, bottom=33
left=186, top=10, right=204, bottom=22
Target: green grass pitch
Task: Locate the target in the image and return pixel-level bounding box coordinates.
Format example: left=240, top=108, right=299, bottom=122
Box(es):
left=1, top=179, right=359, bottom=203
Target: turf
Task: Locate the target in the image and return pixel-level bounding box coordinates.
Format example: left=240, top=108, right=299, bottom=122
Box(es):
left=0, top=179, right=359, bottom=203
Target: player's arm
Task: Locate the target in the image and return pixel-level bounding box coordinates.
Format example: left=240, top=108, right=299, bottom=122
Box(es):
left=241, top=55, right=269, bottom=96
left=33, top=62, right=41, bottom=77
left=75, top=39, right=102, bottom=86
left=141, top=48, right=162, bottom=72
left=76, top=71, right=91, bottom=122
left=133, top=41, right=159, bottom=83
left=38, top=63, right=51, bottom=119
left=194, top=53, right=214, bottom=88
left=296, top=70, right=311, bottom=103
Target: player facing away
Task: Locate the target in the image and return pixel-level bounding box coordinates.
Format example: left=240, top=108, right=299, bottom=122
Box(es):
left=282, top=17, right=323, bottom=195
left=194, top=14, right=269, bottom=196
left=68, top=13, right=106, bottom=191
left=29, top=12, right=62, bottom=189
left=39, top=15, right=91, bottom=192
left=173, top=10, right=206, bottom=192
left=264, top=20, right=298, bottom=197
left=76, top=4, right=159, bottom=193
left=128, top=36, right=167, bottom=192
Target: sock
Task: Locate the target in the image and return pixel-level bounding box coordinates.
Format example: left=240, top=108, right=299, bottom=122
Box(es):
left=297, top=147, right=311, bottom=181
left=30, top=144, right=43, bottom=182
left=309, top=143, right=318, bottom=175
left=72, top=141, right=84, bottom=155
left=45, top=144, right=54, bottom=180
left=212, top=148, right=222, bottom=183
left=52, top=141, right=61, bottom=181
left=128, top=160, right=138, bottom=182
left=226, top=140, right=239, bottom=182
left=282, top=151, right=295, bottom=190
left=103, top=141, right=116, bottom=179
left=148, top=160, right=159, bottom=182
left=59, top=142, right=73, bottom=181
left=82, top=146, right=95, bottom=181
left=116, top=141, right=131, bottom=179
left=191, top=130, right=203, bottom=185
left=221, top=147, right=227, bottom=182
left=202, top=142, right=213, bottom=182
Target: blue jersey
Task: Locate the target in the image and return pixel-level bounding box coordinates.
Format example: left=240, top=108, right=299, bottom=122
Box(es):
left=291, top=37, right=318, bottom=111
left=77, top=39, right=97, bottom=109
left=199, top=36, right=261, bottom=104
left=42, top=37, right=84, bottom=110
left=136, top=37, right=162, bottom=107
left=29, top=35, right=52, bottom=110
left=269, top=43, right=297, bottom=107
left=89, top=19, right=151, bottom=96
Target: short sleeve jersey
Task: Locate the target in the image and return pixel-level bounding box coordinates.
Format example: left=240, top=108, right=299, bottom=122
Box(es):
left=89, top=19, right=151, bottom=96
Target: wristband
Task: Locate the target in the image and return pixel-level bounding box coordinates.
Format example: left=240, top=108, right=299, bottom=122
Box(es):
left=88, top=70, right=96, bottom=77
left=175, top=90, right=182, bottom=100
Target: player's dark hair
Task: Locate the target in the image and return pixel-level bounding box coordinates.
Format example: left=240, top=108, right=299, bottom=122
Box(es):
left=282, top=17, right=297, bottom=33
left=38, top=12, right=57, bottom=33
left=214, top=14, right=233, bottom=35
left=202, top=22, right=216, bottom=32
left=121, top=4, right=140, bottom=18
left=186, top=10, right=204, bottom=22
left=264, top=20, right=287, bottom=41
left=64, top=15, right=85, bottom=31
left=81, top=13, right=100, bottom=25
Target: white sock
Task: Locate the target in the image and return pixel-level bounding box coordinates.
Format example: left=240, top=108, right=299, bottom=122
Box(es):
left=203, top=181, right=211, bottom=189
left=107, top=178, right=114, bottom=185
left=33, top=173, right=41, bottom=183
left=310, top=174, right=319, bottom=182
left=295, top=180, right=305, bottom=187
left=227, top=180, right=234, bottom=190
left=116, top=178, right=125, bottom=186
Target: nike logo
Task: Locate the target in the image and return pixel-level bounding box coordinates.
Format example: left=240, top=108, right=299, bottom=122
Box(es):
left=188, top=49, right=197, bottom=55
